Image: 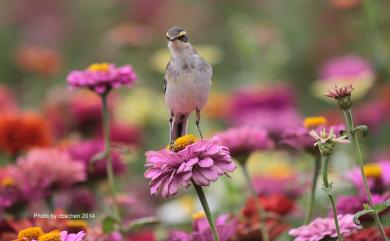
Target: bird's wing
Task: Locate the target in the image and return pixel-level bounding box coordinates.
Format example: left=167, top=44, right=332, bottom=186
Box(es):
left=163, top=59, right=171, bottom=94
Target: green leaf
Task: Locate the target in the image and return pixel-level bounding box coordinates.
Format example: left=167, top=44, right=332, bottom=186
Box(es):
left=120, top=216, right=159, bottom=234
left=372, top=199, right=390, bottom=213
left=354, top=125, right=369, bottom=137
left=353, top=208, right=376, bottom=225
left=103, top=216, right=117, bottom=233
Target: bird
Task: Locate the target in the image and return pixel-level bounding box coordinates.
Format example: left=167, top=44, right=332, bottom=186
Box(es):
left=164, top=26, right=212, bottom=143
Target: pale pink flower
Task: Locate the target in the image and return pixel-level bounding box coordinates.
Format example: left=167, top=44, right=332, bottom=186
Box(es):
left=215, top=126, right=274, bottom=156
left=144, top=137, right=236, bottom=198
left=325, top=85, right=354, bottom=99
left=289, top=214, right=360, bottom=241
left=66, top=63, right=137, bottom=94
left=11, top=148, right=86, bottom=199
left=309, top=127, right=350, bottom=146
left=60, top=231, right=86, bottom=241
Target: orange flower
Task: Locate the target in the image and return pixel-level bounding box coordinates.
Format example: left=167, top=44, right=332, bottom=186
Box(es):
left=0, top=113, right=52, bottom=154
left=14, top=45, right=61, bottom=76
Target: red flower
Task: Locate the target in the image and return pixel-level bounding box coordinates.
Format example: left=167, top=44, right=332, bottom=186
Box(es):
left=127, top=230, right=155, bottom=241
left=345, top=226, right=390, bottom=241
left=243, top=195, right=295, bottom=217
left=0, top=113, right=52, bottom=154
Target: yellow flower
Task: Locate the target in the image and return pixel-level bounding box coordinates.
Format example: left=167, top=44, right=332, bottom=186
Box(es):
left=18, top=227, right=44, bottom=240
left=172, top=134, right=198, bottom=152
left=192, top=211, right=206, bottom=220
left=363, top=163, right=382, bottom=178
left=87, top=62, right=110, bottom=72
left=66, top=219, right=88, bottom=231
left=1, top=177, right=15, bottom=187
left=304, top=116, right=327, bottom=129
left=38, top=232, right=61, bottom=241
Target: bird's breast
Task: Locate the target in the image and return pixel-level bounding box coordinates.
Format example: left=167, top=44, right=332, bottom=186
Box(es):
left=165, top=58, right=211, bottom=114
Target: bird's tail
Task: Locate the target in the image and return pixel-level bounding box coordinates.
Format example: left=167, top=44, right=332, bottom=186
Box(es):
left=171, top=114, right=189, bottom=142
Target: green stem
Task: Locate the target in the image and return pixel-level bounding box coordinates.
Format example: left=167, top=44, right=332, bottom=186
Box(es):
left=321, top=155, right=344, bottom=241
left=304, top=155, right=321, bottom=225
left=101, top=93, right=121, bottom=221
left=192, top=181, right=220, bottom=241
left=343, top=109, right=388, bottom=241
left=241, top=164, right=270, bottom=241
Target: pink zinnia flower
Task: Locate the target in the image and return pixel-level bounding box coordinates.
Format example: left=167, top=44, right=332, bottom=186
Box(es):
left=68, top=139, right=126, bottom=178
left=166, top=214, right=237, bottom=241
left=289, top=214, right=360, bottom=241
left=66, top=62, right=137, bottom=94
left=144, top=137, right=236, bottom=198
left=60, top=231, right=86, bottom=241
left=325, top=84, right=354, bottom=99
left=313, top=55, right=374, bottom=100
left=11, top=148, right=86, bottom=199
left=215, top=126, right=274, bottom=157
left=228, top=85, right=302, bottom=136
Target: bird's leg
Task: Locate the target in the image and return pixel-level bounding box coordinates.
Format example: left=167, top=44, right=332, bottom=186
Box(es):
left=169, top=112, right=174, bottom=149
left=195, top=108, right=204, bottom=139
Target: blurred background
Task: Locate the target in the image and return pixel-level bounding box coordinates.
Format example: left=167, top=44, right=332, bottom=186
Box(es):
left=1, top=0, right=390, bottom=240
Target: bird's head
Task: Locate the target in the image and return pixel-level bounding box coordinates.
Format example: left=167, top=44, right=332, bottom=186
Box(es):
left=166, top=26, right=190, bottom=53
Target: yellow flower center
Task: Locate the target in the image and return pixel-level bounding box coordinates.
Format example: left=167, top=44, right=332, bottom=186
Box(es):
left=171, top=134, right=198, bottom=152
left=37, top=232, right=61, bottom=241
left=18, top=227, right=44, bottom=240
left=192, top=211, right=206, bottom=220
left=1, top=177, right=15, bottom=187
left=87, top=62, right=110, bottom=72
left=66, top=219, right=88, bottom=230
left=304, top=116, right=328, bottom=129
left=363, top=164, right=382, bottom=178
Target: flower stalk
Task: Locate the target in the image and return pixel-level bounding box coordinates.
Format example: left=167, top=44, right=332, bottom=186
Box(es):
left=240, top=162, right=270, bottom=241
left=101, top=92, right=121, bottom=221
left=342, top=108, right=388, bottom=241
left=304, top=155, right=320, bottom=225
left=192, top=181, right=220, bottom=241
left=321, top=154, right=343, bottom=241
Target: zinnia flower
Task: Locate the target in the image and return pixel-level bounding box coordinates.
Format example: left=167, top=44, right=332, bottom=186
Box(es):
left=243, top=194, right=295, bottom=217
left=68, top=139, right=126, bottom=178
left=312, top=55, right=374, bottom=100
left=166, top=214, right=237, bottom=241
left=144, top=136, right=235, bottom=197
left=230, top=217, right=288, bottom=241
left=228, top=85, right=302, bottom=136
left=11, top=148, right=86, bottom=200
left=66, top=63, right=137, bottom=94
left=309, top=127, right=349, bottom=156
left=0, top=113, right=52, bottom=154
left=60, top=231, right=86, bottom=241
left=336, top=193, right=390, bottom=216
left=344, top=226, right=390, bottom=241
left=215, top=126, right=274, bottom=158
left=289, top=214, right=360, bottom=241
left=345, top=160, right=390, bottom=194
left=252, top=175, right=303, bottom=199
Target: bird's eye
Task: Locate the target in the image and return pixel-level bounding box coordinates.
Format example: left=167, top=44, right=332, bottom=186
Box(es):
left=166, top=36, right=170, bottom=40
left=178, top=35, right=188, bottom=42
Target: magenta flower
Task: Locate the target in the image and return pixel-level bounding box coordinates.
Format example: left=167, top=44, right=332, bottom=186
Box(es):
left=313, top=55, right=374, bottom=100
left=289, top=214, right=360, bottom=241
left=319, top=55, right=373, bottom=82
left=166, top=231, right=192, bottom=241
left=215, top=126, right=274, bottom=157
left=60, top=231, right=86, bottom=241
left=66, top=63, right=137, bottom=94
left=192, top=214, right=237, bottom=241
left=345, top=160, right=390, bottom=194
left=336, top=193, right=390, bottom=216
left=252, top=175, right=304, bottom=199
left=166, top=214, right=237, bottom=241
left=228, top=85, right=302, bottom=136
left=144, top=137, right=236, bottom=198
left=325, top=85, right=354, bottom=99
left=11, top=148, right=86, bottom=200
left=68, top=139, right=126, bottom=178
